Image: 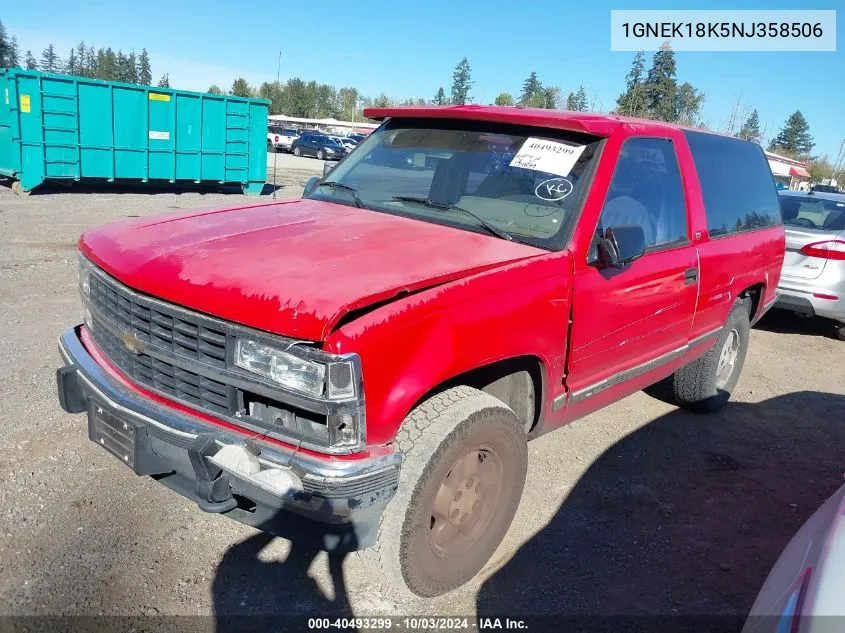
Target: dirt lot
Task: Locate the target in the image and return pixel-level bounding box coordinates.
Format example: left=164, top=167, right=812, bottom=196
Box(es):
left=1, top=157, right=844, bottom=628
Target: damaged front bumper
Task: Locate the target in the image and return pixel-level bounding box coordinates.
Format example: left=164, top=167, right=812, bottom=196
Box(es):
left=56, top=326, right=400, bottom=550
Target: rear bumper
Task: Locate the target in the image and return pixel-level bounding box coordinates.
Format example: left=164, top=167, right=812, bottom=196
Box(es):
left=776, top=275, right=845, bottom=323
left=56, top=326, right=400, bottom=550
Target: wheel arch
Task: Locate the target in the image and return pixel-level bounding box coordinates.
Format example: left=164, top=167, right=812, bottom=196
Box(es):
left=404, top=355, right=546, bottom=434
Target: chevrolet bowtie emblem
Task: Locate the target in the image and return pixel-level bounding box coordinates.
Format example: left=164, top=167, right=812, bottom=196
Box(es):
left=120, top=331, right=146, bottom=355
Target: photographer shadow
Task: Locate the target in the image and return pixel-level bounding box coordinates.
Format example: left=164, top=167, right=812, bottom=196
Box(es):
left=213, top=531, right=357, bottom=633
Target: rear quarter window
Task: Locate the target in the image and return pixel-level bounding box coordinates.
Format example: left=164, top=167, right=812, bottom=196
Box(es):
left=683, top=131, right=782, bottom=238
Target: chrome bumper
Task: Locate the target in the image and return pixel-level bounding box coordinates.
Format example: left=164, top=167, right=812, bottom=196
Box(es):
left=56, top=326, right=400, bottom=550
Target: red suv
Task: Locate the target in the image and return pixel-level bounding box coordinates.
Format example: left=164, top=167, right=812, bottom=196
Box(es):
left=56, top=106, right=784, bottom=597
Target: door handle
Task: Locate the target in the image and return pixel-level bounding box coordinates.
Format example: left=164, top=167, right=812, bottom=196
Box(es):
left=684, top=267, right=698, bottom=285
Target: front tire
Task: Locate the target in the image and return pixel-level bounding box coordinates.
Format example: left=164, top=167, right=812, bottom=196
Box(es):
left=361, top=386, right=527, bottom=598
left=267, top=140, right=276, bottom=153
left=834, top=321, right=845, bottom=341
left=673, top=297, right=751, bottom=412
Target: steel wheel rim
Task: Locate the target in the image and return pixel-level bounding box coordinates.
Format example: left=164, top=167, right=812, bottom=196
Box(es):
left=428, top=445, right=503, bottom=557
left=716, top=328, right=740, bottom=389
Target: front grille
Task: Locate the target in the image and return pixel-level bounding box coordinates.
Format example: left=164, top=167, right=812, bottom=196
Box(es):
left=89, top=274, right=227, bottom=367
left=92, top=324, right=232, bottom=416
left=87, top=271, right=233, bottom=417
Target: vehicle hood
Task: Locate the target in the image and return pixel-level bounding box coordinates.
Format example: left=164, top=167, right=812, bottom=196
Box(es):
left=80, top=198, right=545, bottom=340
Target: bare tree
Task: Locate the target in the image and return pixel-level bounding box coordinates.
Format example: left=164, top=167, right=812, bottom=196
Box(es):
left=725, top=91, right=753, bottom=136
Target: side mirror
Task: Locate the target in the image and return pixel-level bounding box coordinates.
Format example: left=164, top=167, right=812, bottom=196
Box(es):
left=597, top=225, right=646, bottom=269
left=303, top=176, right=320, bottom=198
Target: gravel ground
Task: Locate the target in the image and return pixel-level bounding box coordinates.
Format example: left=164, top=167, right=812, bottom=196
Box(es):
left=0, top=157, right=843, bottom=627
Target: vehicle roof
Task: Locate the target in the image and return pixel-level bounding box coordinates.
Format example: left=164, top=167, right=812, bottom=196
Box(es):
left=780, top=190, right=845, bottom=201
left=363, top=104, right=731, bottom=139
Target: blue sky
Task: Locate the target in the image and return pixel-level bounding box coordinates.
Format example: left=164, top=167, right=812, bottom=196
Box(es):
left=4, top=0, right=844, bottom=158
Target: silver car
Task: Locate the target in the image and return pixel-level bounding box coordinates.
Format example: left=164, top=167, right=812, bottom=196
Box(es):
left=743, top=481, right=845, bottom=633
left=775, top=191, right=845, bottom=340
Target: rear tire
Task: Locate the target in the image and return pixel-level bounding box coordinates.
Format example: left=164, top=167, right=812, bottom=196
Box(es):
left=267, top=140, right=276, bottom=153
left=317, top=149, right=325, bottom=160
left=360, top=386, right=527, bottom=598
left=673, top=297, right=751, bottom=412
left=293, top=146, right=301, bottom=157
left=834, top=321, right=845, bottom=341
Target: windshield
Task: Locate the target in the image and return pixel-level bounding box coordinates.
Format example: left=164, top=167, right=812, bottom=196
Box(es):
left=779, top=195, right=845, bottom=231
left=305, top=118, right=603, bottom=250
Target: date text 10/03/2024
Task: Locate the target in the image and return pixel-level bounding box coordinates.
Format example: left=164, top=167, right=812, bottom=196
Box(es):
left=306, top=617, right=528, bottom=629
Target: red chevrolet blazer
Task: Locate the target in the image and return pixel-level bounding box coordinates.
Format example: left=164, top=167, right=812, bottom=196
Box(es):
left=56, top=106, right=784, bottom=597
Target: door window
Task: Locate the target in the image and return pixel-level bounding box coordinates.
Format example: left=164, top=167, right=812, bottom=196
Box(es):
left=597, top=137, right=689, bottom=250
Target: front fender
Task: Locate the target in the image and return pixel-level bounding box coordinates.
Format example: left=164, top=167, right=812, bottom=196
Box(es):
left=324, top=251, right=574, bottom=446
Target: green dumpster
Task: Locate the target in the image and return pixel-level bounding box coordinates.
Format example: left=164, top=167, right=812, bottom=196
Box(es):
left=0, top=68, right=268, bottom=195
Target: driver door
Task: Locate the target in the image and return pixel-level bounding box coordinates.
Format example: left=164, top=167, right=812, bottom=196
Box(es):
left=564, top=136, right=698, bottom=416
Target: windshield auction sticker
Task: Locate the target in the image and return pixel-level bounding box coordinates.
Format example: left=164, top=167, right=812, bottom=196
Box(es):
left=510, top=138, right=586, bottom=177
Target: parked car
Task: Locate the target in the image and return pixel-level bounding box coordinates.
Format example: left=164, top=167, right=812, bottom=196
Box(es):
left=348, top=132, right=368, bottom=143
left=743, top=481, right=845, bottom=632
left=810, top=183, right=841, bottom=194
left=328, top=135, right=357, bottom=152
left=56, top=106, right=784, bottom=599
left=291, top=133, right=347, bottom=160
left=774, top=190, right=845, bottom=340
left=267, top=126, right=298, bottom=153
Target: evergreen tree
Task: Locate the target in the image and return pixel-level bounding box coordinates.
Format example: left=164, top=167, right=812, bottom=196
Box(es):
left=373, top=93, right=392, bottom=108
left=519, top=71, right=544, bottom=107
left=565, top=91, right=578, bottom=111
left=40, top=44, right=60, bottom=73
left=84, top=46, right=96, bottom=78
left=0, top=20, right=9, bottom=67
left=157, top=73, right=170, bottom=88
left=494, top=92, right=514, bottom=106
left=543, top=86, right=561, bottom=109
left=137, top=49, right=152, bottom=85
left=738, top=109, right=761, bottom=143
left=25, top=50, right=37, bottom=70
left=65, top=48, right=77, bottom=75
left=207, top=85, right=223, bottom=95
left=674, top=82, right=705, bottom=126
left=126, top=51, right=138, bottom=83
left=769, top=110, right=814, bottom=155
left=450, top=57, right=473, bottom=105
left=231, top=78, right=251, bottom=97
left=616, top=50, right=646, bottom=117
left=96, top=48, right=118, bottom=81
left=574, top=85, right=589, bottom=111
left=433, top=87, right=447, bottom=105
left=644, top=42, right=677, bottom=122
left=75, top=42, right=87, bottom=76
left=9, top=36, right=20, bottom=67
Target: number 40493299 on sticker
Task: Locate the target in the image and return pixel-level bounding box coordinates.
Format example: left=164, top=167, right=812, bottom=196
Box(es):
left=509, top=137, right=586, bottom=177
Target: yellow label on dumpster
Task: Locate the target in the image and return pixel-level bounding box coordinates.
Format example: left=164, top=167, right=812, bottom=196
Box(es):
left=149, top=93, right=170, bottom=102
left=20, top=94, right=31, bottom=113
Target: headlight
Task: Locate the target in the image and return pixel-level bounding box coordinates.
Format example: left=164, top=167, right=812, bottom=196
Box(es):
left=234, top=338, right=358, bottom=402
left=78, top=255, right=91, bottom=297
left=235, top=339, right=326, bottom=398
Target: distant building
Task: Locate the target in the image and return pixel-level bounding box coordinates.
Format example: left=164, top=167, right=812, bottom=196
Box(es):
left=765, top=151, right=810, bottom=190
left=267, top=115, right=379, bottom=136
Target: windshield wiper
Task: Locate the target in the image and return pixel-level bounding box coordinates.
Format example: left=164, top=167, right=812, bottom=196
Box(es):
left=317, top=181, right=367, bottom=209
left=392, top=196, right=513, bottom=242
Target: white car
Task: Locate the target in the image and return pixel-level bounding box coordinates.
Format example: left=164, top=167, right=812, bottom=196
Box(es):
left=267, top=126, right=299, bottom=153
left=331, top=136, right=358, bottom=152
left=743, top=481, right=845, bottom=632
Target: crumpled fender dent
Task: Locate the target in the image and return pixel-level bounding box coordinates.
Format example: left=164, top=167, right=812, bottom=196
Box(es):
left=324, top=251, right=574, bottom=445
